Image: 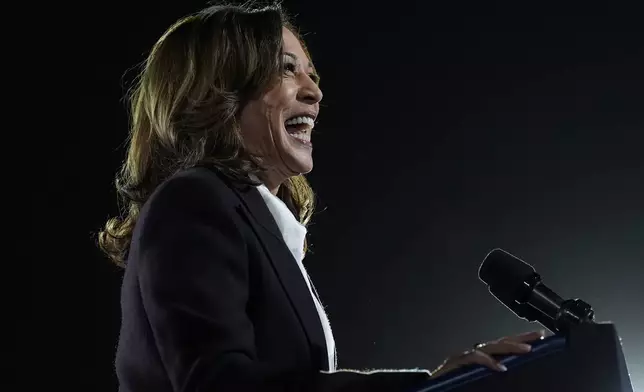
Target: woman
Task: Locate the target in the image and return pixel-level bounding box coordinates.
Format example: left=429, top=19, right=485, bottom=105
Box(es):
left=99, top=3, right=543, bottom=392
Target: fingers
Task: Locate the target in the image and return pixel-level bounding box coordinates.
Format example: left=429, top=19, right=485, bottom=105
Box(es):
left=439, top=349, right=506, bottom=375
left=431, top=349, right=506, bottom=378
left=478, top=340, right=532, bottom=355
left=431, top=330, right=547, bottom=379
left=478, top=330, right=545, bottom=356
left=462, top=349, right=507, bottom=372
left=499, top=330, right=546, bottom=344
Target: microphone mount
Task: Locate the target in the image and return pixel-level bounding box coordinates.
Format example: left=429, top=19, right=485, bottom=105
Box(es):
left=520, top=273, right=595, bottom=333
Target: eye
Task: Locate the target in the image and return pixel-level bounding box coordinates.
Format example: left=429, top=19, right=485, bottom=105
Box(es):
left=283, top=61, right=297, bottom=75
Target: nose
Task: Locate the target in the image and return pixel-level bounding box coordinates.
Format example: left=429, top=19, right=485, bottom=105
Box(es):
left=298, top=77, right=323, bottom=105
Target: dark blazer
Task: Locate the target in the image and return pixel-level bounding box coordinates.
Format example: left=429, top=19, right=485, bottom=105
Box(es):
left=115, top=166, right=430, bottom=392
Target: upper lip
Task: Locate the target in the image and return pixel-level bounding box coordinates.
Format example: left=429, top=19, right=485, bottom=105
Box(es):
left=285, top=110, right=318, bottom=122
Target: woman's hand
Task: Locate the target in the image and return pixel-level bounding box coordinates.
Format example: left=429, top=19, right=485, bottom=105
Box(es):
left=430, top=330, right=546, bottom=378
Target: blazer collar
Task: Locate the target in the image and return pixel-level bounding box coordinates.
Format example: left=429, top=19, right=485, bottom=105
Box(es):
left=225, top=176, right=330, bottom=371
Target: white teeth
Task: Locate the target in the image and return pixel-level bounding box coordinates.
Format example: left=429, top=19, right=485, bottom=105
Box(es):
left=290, top=133, right=311, bottom=143
left=284, top=116, right=315, bottom=127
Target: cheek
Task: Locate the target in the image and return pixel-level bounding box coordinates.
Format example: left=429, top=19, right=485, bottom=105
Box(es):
left=240, top=104, right=270, bottom=149
left=241, top=84, right=296, bottom=150
left=264, top=86, right=296, bottom=133
left=264, top=81, right=298, bottom=112
left=263, top=103, right=285, bottom=138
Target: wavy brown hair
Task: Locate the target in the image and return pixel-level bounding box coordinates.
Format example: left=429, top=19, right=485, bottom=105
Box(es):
left=99, top=3, right=316, bottom=267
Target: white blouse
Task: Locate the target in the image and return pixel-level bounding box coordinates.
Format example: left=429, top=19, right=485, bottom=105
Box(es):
left=255, top=184, right=337, bottom=372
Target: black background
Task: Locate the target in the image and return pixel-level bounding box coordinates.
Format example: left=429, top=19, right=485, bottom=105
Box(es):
left=38, top=1, right=644, bottom=390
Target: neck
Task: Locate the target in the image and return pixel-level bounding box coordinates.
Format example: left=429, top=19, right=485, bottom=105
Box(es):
left=264, top=181, right=280, bottom=196
left=260, top=167, right=289, bottom=195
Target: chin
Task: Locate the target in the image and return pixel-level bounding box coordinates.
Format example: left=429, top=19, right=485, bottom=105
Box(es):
left=277, top=139, right=313, bottom=175
left=285, top=155, right=313, bottom=175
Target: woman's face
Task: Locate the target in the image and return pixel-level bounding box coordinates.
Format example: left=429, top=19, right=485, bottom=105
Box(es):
left=240, top=27, right=323, bottom=182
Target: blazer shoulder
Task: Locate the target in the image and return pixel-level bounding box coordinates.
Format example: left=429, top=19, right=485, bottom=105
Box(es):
left=130, top=168, right=247, bottom=248
left=144, top=167, right=240, bottom=215
left=128, top=167, right=246, bottom=261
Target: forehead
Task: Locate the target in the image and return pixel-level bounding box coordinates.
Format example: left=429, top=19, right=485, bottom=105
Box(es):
left=282, top=27, right=311, bottom=64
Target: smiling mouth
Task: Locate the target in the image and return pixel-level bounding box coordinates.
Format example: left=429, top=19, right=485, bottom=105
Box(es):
left=284, top=115, right=314, bottom=145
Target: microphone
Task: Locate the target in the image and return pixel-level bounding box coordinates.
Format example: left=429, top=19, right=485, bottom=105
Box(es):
left=478, top=248, right=595, bottom=334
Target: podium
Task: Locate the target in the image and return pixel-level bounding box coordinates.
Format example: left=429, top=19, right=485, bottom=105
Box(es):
left=413, top=322, right=634, bottom=392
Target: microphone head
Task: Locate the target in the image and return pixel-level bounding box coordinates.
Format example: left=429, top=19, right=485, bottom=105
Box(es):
left=479, top=248, right=537, bottom=299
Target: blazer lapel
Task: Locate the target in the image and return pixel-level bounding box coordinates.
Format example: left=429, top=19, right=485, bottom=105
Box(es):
left=229, top=181, right=329, bottom=370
